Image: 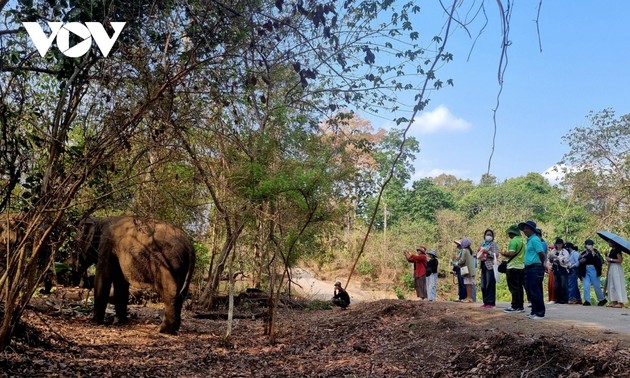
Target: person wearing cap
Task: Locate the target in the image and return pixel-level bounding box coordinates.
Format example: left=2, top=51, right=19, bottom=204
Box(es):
left=501, top=225, right=525, bottom=313
left=404, top=246, right=428, bottom=300
left=548, top=238, right=570, bottom=305
left=578, top=239, right=606, bottom=306
left=565, top=243, right=582, bottom=304
left=604, top=240, right=627, bottom=308
left=518, top=220, right=546, bottom=319
left=425, top=250, right=439, bottom=301
left=332, top=281, right=350, bottom=308
left=455, top=238, right=476, bottom=303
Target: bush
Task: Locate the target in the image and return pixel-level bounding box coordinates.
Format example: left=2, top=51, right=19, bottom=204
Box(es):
left=400, top=271, right=414, bottom=291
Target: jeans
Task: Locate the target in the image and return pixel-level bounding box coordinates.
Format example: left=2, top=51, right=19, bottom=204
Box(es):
left=506, top=268, right=525, bottom=309
left=553, top=268, right=569, bottom=304
left=568, top=268, right=581, bottom=302
left=582, top=265, right=605, bottom=303
left=525, top=264, right=545, bottom=317
left=426, top=273, right=437, bottom=301
left=481, top=264, right=496, bottom=305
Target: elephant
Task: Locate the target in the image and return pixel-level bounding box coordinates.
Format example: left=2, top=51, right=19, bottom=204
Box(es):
left=75, top=216, right=196, bottom=334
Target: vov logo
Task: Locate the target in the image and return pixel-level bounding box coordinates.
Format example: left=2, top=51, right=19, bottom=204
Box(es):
left=23, top=22, right=126, bottom=58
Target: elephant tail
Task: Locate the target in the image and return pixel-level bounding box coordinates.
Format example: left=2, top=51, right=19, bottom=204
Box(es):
left=179, top=247, right=196, bottom=298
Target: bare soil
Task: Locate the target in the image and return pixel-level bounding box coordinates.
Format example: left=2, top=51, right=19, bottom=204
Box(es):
left=1, top=286, right=629, bottom=378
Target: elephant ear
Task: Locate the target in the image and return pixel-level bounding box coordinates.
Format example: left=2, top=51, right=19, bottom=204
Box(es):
left=74, top=217, right=100, bottom=272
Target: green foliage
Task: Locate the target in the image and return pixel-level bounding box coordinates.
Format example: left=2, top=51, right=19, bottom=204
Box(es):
left=305, top=300, right=333, bottom=311
left=194, top=242, right=211, bottom=276
left=357, top=257, right=376, bottom=278
left=400, top=272, right=414, bottom=291
left=394, top=286, right=405, bottom=299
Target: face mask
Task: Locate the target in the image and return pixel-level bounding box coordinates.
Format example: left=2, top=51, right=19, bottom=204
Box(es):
left=485, top=235, right=493, bottom=242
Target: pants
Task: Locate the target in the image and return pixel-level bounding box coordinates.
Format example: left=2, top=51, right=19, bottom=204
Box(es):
left=454, top=266, right=466, bottom=300
left=582, top=265, right=604, bottom=303
left=414, top=276, right=427, bottom=299
left=567, top=268, right=581, bottom=302
left=480, top=264, right=496, bottom=305
left=547, top=270, right=555, bottom=302
left=506, top=268, right=525, bottom=309
left=525, top=264, right=545, bottom=317
left=553, top=268, right=569, bottom=304
left=332, top=298, right=349, bottom=308
left=426, top=274, right=437, bottom=301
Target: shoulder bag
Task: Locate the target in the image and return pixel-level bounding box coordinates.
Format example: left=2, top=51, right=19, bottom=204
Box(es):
left=498, top=241, right=524, bottom=273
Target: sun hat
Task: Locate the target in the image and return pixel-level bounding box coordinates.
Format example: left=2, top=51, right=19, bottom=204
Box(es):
left=585, top=239, right=595, bottom=245
left=427, top=249, right=438, bottom=258
left=457, top=238, right=472, bottom=249
left=518, top=220, right=537, bottom=231
left=506, top=225, right=521, bottom=236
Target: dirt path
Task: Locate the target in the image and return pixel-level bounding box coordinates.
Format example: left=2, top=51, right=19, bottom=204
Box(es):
left=292, top=267, right=630, bottom=336
left=291, top=267, right=397, bottom=302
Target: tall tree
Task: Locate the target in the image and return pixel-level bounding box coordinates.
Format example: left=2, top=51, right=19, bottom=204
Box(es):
left=559, top=109, right=630, bottom=231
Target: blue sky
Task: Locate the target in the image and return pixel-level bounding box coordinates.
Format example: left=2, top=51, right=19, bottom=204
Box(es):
left=367, top=1, right=630, bottom=184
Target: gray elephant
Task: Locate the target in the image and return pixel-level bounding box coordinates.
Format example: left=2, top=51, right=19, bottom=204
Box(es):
left=76, top=216, right=195, bottom=334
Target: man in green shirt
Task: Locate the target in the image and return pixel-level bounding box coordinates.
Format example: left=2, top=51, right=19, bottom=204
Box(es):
left=502, top=225, right=525, bottom=313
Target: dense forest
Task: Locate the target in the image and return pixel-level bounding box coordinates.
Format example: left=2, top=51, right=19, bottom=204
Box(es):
left=1, top=0, right=629, bottom=351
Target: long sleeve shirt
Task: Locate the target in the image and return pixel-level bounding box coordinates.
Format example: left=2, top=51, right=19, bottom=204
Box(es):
left=406, top=253, right=427, bottom=277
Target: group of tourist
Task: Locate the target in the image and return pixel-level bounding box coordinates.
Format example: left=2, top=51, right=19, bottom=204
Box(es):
left=395, top=220, right=628, bottom=319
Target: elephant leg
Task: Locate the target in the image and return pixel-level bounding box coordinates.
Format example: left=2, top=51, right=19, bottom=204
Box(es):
left=93, top=272, right=112, bottom=324
left=158, top=278, right=181, bottom=335
left=113, top=275, right=130, bottom=323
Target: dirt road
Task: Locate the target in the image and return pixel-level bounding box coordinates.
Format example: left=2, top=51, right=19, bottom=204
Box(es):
left=292, top=267, right=630, bottom=336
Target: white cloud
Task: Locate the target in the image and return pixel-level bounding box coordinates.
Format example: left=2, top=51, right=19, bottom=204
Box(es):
left=543, top=164, right=579, bottom=186
left=411, top=105, right=471, bottom=134
left=411, top=168, right=469, bottom=181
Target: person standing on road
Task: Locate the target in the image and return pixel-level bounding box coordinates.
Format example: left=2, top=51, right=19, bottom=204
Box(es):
left=549, top=238, right=570, bottom=305
left=578, top=239, right=606, bottom=306
left=502, top=225, right=526, bottom=313
left=451, top=242, right=467, bottom=301
left=456, top=238, right=476, bottom=303
left=478, top=229, right=499, bottom=308
left=519, top=220, right=546, bottom=319
left=565, top=242, right=582, bottom=304
left=605, top=241, right=627, bottom=308
left=426, top=250, right=439, bottom=301
left=404, top=246, right=428, bottom=300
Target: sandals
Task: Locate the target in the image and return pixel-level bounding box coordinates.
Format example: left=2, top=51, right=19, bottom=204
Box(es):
left=607, top=302, right=625, bottom=308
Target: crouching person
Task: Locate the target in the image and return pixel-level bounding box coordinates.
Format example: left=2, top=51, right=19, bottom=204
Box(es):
left=332, top=281, right=350, bottom=309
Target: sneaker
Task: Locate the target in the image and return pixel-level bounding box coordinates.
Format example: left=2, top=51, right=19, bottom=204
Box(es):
left=480, top=304, right=489, bottom=308
left=527, top=314, right=544, bottom=320
left=527, top=304, right=532, bottom=308
left=504, top=307, right=519, bottom=313
left=485, top=305, right=495, bottom=309
left=515, top=308, right=526, bottom=313
left=597, top=299, right=607, bottom=307
left=547, top=301, right=556, bottom=304
left=583, top=301, right=591, bottom=306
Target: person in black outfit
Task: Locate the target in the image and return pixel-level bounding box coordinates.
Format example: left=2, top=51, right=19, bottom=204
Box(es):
left=332, top=281, right=350, bottom=308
